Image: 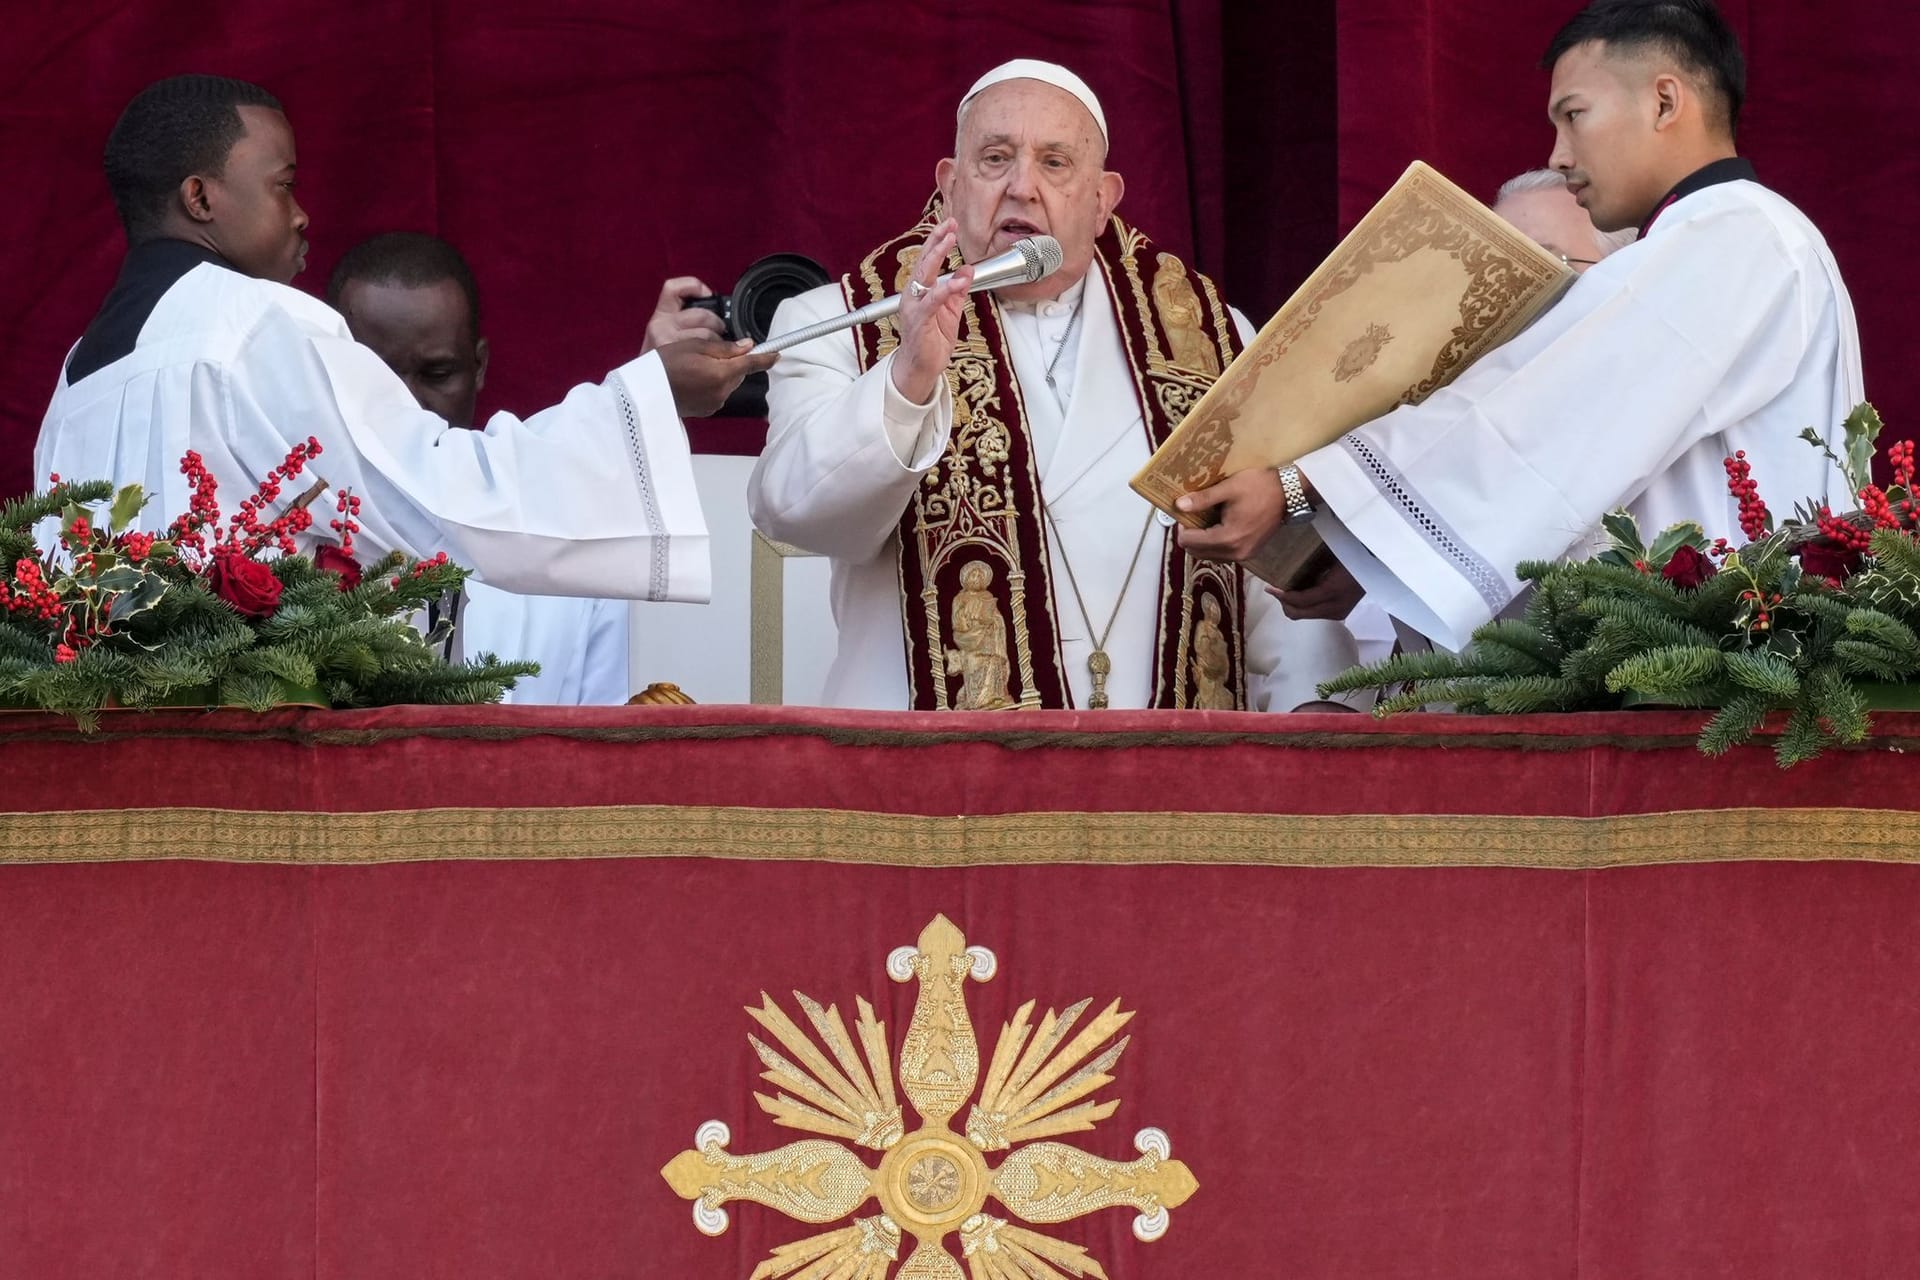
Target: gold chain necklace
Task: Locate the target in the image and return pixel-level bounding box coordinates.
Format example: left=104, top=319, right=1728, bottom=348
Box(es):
left=1042, top=507, right=1155, bottom=709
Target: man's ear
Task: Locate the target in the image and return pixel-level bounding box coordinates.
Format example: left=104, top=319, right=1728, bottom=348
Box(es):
left=1651, top=72, right=1686, bottom=132
left=1098, top=170, right=1125, bottom=221
left=935, top=157, right=956, bottom=206
left=473, top=337, right=490, bottom=394
left=179, top=175, right=215, bottom=224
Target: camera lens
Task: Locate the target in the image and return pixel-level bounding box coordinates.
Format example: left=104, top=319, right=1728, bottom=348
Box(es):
left=729, top=253, right=830, bottom=344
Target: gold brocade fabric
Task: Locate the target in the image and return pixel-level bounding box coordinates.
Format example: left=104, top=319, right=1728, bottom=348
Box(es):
left=4, top=805, right=1912, bottom=869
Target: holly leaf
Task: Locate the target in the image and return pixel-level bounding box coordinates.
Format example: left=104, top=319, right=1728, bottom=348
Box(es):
left=1648, top=521, right=1708, bottom=565
left=107, top=484, right=147, bottom=537
left=93, top=565, right=143, bottom=593
left=106, top=573, right=169, bottom=624
left=1842, top=402, right=1884, bottom=495
left=1601, top=510, right=1645, bottom=557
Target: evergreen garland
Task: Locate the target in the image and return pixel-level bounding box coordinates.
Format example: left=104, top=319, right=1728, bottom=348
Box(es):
left=0, top=453, right=537, bottom=730
left=1322, top=404, right=1917, bottom=766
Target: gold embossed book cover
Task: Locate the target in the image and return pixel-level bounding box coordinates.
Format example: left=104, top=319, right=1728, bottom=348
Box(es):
left=1131, top=161, right=1576, bottom=587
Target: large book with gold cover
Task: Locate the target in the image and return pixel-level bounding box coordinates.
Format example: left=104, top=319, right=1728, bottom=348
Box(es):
left=1131, top=161, right=1576, bottom=587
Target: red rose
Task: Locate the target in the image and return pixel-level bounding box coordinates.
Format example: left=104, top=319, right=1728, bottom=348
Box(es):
left=312, top=544, right=363, bottom=591
left=1660, top=544, right=1717, bottom=589
left=206, top=549, right=283, bottom=618
left=1798, top=540, right=1863, bottom=586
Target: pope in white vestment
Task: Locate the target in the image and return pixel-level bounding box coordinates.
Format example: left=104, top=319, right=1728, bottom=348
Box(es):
left=748, top=60, right=1377, bottom=711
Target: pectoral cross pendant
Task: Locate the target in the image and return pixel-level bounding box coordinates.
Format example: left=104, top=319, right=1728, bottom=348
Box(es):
left=1087, top=649, right=1112, bottom=710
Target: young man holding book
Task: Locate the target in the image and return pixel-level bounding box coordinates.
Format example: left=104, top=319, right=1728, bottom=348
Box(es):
left=1178, top=0, right=1863, bottom=652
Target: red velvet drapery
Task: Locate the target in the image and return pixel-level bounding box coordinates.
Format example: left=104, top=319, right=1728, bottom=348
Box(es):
left=3, top=2, right=1905, bottom=492
left=5, top=705, right=1920, bottom=1277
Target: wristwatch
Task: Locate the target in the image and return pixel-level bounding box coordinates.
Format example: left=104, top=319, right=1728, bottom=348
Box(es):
left=1276, top=464, right=1315, bottom=526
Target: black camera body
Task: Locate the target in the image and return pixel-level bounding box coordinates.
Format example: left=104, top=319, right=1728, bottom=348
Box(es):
left=683, top=253, right=829, bottom=417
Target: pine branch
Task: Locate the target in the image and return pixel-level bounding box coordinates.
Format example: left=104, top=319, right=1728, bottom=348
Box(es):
left=1699, top=693, right=1775, bottom=756
left=1809, top=665, right=1870, bottom=745
left=1603, top=644, right=1727, bottom=696
left=1722, top=650, right=1801, bottom=699
left=0, top=481, right=113, bottom=532
left=1480, top=676, right=1604, bottom=713
left=1372, top=677, right=1500, bottom=716
left=1833, top=639, right=1910, bottom=681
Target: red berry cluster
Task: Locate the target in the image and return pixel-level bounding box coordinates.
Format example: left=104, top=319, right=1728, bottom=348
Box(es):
left=1709, top=537, right=1732, bottom=558
left=115, top=531, right=157, bottom=563
left=407, top=550, right=452, bottom=578
left=1739, top=589, right=1784, bottom=631
left=223, top=438, right=325, bottom=556
left=1860, top=484, right=1901, bottom=531
left=3, top=557, right=63, bottom=620
left=168, top=450, right=222, bottom=556
left=1815, top=505, right=1873, bottom=554
left=329, top=488, right=363, bottom=558
left=1890, top=440, right=1916, bottom=490
left=1723, top=451, right=1771, bottom=541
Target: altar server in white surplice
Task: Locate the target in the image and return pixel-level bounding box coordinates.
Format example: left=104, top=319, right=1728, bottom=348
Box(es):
left=750, top=60, right=1381, bottom=712
left=1179, top=0, right=1864, bottom=653
left=37, top=75, right=772, bottom=606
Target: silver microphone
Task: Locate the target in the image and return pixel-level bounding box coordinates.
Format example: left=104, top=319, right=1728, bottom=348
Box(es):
left=750, top=235, right=1064, bottom=355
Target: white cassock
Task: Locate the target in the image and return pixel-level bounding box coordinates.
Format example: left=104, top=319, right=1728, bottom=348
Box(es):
left=1300, top=177, right=1864, bottom=651
left=36, top=251, right=707, bottom=603
left=749, top=269, right=1386, bottom=710
left=458, top=583, right=631, bottom=705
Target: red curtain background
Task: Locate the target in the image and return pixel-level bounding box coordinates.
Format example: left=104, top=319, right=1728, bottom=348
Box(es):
left=0, top=1, right=1908, bottom=492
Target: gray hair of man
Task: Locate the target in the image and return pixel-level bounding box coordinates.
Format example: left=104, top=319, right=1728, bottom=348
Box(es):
left=1496, top=169, right=1639, bottom=256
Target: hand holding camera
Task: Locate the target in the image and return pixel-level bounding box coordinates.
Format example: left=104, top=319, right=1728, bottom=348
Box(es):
left=643, top=278, right=728, bottom=353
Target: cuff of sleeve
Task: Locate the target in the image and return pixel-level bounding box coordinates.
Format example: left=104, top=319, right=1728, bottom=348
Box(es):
left=879, top=353, right=954, bottom=470
left=1298, top=440, right=1487, bottom=652
left=610, top=352, right=712, bottom=604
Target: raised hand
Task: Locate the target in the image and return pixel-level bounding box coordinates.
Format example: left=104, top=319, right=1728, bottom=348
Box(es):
left=889, top=219, right=974, bottom=406
left=643, top=277, right=728, bottom=353
left=656, top=337, right=778, bottom=418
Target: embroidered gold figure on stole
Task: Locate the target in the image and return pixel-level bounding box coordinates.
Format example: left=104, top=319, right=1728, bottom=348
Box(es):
left=662, top=914, right=1198, bottom=1280
left=1189, top=596, right=1234, bottom=710
left=1150, top=252, right=1221, bottom=377
left=945, top=560, right=1015, bottom=710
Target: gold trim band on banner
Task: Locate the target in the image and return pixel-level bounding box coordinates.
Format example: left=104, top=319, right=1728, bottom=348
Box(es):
left=2, top=805, right=1918, bottom=870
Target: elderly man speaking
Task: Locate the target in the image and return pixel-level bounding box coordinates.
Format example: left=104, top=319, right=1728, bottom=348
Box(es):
left=749, top=60, right=1363, bottom=712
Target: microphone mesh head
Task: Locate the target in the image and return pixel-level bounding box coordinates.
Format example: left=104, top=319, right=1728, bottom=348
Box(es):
left=1024, top=235, right=1064, bottom=281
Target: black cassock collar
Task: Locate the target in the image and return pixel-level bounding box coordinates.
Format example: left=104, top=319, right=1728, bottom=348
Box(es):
left=67, top=238, right=235, bottom=385
left=1637, top=156, right=1759, bottom=239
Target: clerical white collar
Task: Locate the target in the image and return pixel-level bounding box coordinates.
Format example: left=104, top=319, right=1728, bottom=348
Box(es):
left=997, top=274, right=1088, bottom=319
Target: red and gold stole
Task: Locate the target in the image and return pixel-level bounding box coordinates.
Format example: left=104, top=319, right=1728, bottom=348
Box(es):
left=844, top=201, right=1248, bottom=710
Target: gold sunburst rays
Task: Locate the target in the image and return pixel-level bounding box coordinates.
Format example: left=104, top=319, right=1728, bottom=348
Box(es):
left=749, top=1216, right=900, bottom=1280
left=966, top=998, right=1132, bottom=1151
left=662, top=915, right=1197, bottom=1277
left=749, top=991, right=904, bottom=1150
left=959, top=1215, right=1109, bottom=1280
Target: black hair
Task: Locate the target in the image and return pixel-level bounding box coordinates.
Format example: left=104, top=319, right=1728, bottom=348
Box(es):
left=104, top=74, right=284, bottom=240
left=327, top=232, right=482, bottom=331
left=1543, top=0, right=1746, bottom=136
